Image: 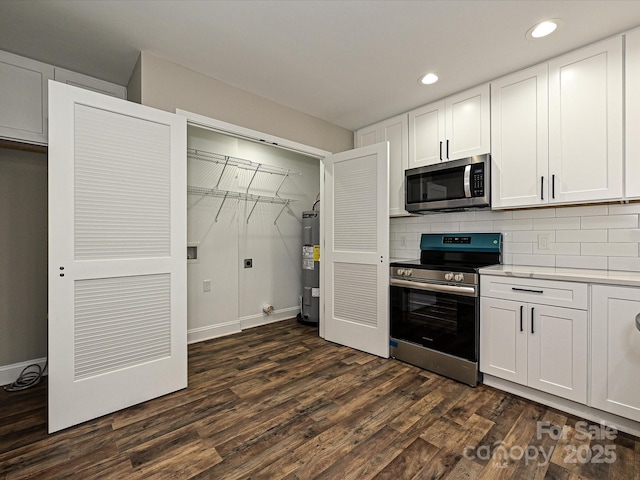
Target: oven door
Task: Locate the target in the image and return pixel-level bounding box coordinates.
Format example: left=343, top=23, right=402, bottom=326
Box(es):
left=390, top=282, right=478, bottom=362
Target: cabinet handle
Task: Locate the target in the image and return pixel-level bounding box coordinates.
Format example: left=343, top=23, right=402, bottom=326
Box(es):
left=512, top=287, right=544, bottom=294
left=552, top=174, right=555, bottom=199
left=446, top=139, right=450, bottom=159
left=439, top=141, right=443, bottom=161
left=541, top=176, right=544, bottom=200
left=531, top=307, right=535, bottom=334
left=520, top=305, right=524, bottom=332
left=636, top=313, right=640, bottom=332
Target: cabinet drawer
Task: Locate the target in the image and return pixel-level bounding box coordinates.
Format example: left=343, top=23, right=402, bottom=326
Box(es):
left=480, top=275, right=588, bottom=310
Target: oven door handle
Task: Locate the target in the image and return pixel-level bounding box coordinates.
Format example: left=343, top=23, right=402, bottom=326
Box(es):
left=390, top=278, right=477, bottom=297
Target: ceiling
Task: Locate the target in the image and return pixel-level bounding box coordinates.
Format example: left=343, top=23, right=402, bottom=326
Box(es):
left=1, top=1, right=640, bottom=131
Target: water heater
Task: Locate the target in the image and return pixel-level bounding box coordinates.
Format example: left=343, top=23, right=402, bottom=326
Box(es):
left=297, top=211, right=319, bottom=325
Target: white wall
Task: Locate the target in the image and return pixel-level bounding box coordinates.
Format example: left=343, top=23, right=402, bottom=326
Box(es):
left=391, top=203, right=640, bottom=271
left=0, top=147, right=47, bottom=373
left=186, top=127, right=320, bottom=342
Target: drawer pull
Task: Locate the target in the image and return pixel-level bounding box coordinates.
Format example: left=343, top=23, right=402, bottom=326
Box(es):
left=512, top=287, right=544, bottom=294
left=636, top=313, right=640, bottom=332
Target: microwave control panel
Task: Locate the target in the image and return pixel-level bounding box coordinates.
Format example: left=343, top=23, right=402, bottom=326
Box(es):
left=471, top=164, right=485, bottom=197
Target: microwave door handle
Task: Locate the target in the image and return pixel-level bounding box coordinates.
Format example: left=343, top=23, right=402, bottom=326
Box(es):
left=463, top=165, right=472, bottom=198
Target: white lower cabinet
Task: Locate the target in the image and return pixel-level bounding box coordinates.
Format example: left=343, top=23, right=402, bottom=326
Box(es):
left=481, top=297, right=587, bottom=403
left=480, top=275, right=588, bottom=403
left=591, top=285, right=640, bottom=422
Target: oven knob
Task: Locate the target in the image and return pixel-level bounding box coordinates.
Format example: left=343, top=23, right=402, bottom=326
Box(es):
left=444, top=272, right=454, bottom=281
left=454, top=273, right=464, bottom=282
left=405, top=269, right=413, bottom=277
left=397, top=268, right=405, bottom=276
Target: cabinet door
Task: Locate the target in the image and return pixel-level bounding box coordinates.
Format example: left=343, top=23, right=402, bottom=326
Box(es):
left=625, top=28, right=640, bottom=199
left=491, top=64, right=549, bottom=209
left=408, top=100, right=445, bottom=168
left=381, top=114, right=409, bottom=216
left=354, top=124, right=379, bottom=148
left=548, top=36, right=623, bottom=204
left=54, top=68, right=127, bottom=99
left=591, top=285, right=640, bottom=422
left=0, top=50, right=53, bottom=145
left=480, top=297, right=527, bottom=385
left=355, top=115, right=409, bottom=217
left=527, top=304, right=587, bottom=403
left=445, top=83, right=490, bottom=161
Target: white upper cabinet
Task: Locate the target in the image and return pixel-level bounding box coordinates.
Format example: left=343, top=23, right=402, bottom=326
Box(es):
left=355, top=113, right=409, bottom=216
left=54, top=68, right=126, bottom=99
left=408, top=83, right=490, bottom=168
left=492, top=36, right=623, bottom=209
left=625, top=28, right=640, bottom=199
left=491, top=64, right=549, bottom=209
left=0, top=49, right=127, bottom=145
left=407, top=100, right=445, bottom=167
left=548, top=36, right=623, bottom=204
left=0, top=50, right=54, bottom=145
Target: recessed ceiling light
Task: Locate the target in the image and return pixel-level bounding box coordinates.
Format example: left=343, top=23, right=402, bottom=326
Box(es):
left=526, top=19, right=562, bottom=39
left=419, top=73, right=439, bottom=85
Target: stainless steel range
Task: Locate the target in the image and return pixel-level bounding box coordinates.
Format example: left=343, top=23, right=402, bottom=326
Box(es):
left=390, top=233, right=502, bottom=386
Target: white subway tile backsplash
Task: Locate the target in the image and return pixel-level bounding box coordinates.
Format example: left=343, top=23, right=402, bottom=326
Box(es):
left=459, top=221, right=495, bottom=232
left=555, top=205, right=608, bottom=217
left=555, top=229, right=608, bottom=242
left=493, top=219, right=533, bottom=231
left=443, top=212, right=476, bottom=222
left=533, top=242, right=580, bottom=255
left=430, top=222, right=460, bottom=233
left=608, top=229, right=640, bottom=242
left=608, top=203, right=640, bottom=215
left=533, top=217, right=581, bottom=230
left=512, top=208, right=556, bottom=219
left=581, top=242, right=638, bottom=257
left=608, top=257, right=640, bottom=272
left=581, top=215, right=638, bottom=230
left=511, top=230, right=555, bottom=243
left=389, top=204, right=640, bottom=272
left=503, top=243, right=533, bottom=254
left=511, top=254, right=556, bottom=267
left=556, top=255, right=608, bottom=270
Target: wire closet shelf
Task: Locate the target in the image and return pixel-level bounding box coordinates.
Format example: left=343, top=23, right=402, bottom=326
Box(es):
left=186, top=148, right=301, bottom=223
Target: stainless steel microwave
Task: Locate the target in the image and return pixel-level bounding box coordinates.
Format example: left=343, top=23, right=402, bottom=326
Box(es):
left=405, top=154, right=490, bottom=212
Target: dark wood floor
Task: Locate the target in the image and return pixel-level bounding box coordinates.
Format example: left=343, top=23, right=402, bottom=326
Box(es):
left=1, top=319, right=639, bottom=479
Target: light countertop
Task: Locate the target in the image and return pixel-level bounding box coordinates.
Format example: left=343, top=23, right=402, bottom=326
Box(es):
left=479, top=264, right=640, bottom=288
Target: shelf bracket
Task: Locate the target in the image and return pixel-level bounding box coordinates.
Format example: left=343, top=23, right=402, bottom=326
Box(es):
left=246, top=164, right=261, bottom=195
left=214, top=191, right=228, bottom=223
left=246, top=196, right=260, bottom=223
left=274, top=199, right=291, bottom=224
left=273, top=169, right=290, bottom=198
left=214, top=156, right=230, bottom=190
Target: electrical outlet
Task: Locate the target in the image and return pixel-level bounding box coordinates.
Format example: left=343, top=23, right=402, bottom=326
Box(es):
left=244, top=258, right=253, bottom=268
left=400, top=235, right=407, bottom=247
left=203, top=279, right=212, bottom=292
left=538, top=234, right=550, bottom=250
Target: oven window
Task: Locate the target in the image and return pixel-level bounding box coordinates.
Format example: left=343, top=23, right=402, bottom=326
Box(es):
left=390, top=285, right=477, bottom=361
left=406, top=166, right=466, bottom=204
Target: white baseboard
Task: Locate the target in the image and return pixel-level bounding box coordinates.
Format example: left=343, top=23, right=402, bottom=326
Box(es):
left=187, top=321, right=241, bottom=344
left=240, top=306, right=298, bottom=330
left=483, top=374, right=640, bottom=437
left=0, top=357, right=48, bottom=387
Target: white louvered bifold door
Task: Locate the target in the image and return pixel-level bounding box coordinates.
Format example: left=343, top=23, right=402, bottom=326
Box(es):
left=323, top=143, right=389, bottom=357
left=48, top=82, right=187, bottom=433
